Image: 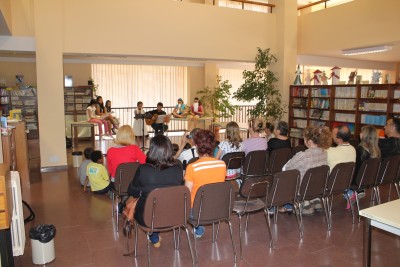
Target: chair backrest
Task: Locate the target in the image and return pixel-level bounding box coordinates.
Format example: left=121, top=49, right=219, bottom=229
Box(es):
left=298, top=165, right=330, bottom=201
left=292, top=145, right=307, bottom=157
left=375, top=155, right=400, bottom=186
left=242, top=150, right=268, bottom=176
left=354, top=158, right=381, bottom=189
left=239, top=176, right=270, bottom=199
left=114, top=162, right=140, bottom=195
left=142, top=186, right=191, bottom=230
left=222, top=152, right=245, bottom=171
left=267, top=148, right=292, bottom=174
left=191, top=182, right=233, bottom=226
left=324, top=162, right=355, bottom=197
left=187, top=157, right=199, bottom=165
left=266, top=169, right=300, bottom=207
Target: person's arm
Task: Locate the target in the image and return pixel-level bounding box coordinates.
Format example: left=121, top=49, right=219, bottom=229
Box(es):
left=184, top=165, right=194, bottom=192
left=83, top=177, right=89, bottom=192
left=216, top=147, right=223, bottom=159
left=174, top=132, right=189, bottom=159
left=127, top=168, right=142, bottom=198
left=284, top=152, right=304, bottom=171
left=197, top=105, right=204, bottom=116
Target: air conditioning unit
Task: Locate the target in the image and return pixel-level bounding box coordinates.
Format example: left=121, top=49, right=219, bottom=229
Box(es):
left=10, top=171, right=25, bottom=256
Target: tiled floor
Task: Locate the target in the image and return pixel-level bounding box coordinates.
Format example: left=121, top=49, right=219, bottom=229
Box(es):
left=13, top=139, right=400, bottom=267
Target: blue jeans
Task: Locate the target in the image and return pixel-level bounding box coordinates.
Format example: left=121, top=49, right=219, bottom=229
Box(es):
left=148, top=232, right=160, bottom=243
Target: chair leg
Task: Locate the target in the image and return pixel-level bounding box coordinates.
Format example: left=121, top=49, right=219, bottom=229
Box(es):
left=115, top=196, right=120, bottom=232
left=237, top=215, right=243, bottom=259
left=227, top=221, right=237, bottom=262
left=184, top=226, right=196, bottom=266
left=215, top=222, right=221, bottom=242
left=395, top=182, right=400, bottom=198
left=356, top=192, right=361, bottom=224
left=147, top=233, right=151, bottom=267
left=134, top=222, right=139, bottom=257
left=322, top=197, right=330, bottom=231
left=112, top=192, right=115, bottom=217
left=273, top=206, right=278, bottom=225
left=192, top=226, right=198, bottom=263
left=212, top=223, right=215, bottom=243
left=376, top=187, right=381, bottom=204
left=388, top=184, right=392, bottom=202
left=245, top=214, right=250, bottom=231
left=264, top=209, right=274, bottom=249
left=293, top=202, right=303, bottom=239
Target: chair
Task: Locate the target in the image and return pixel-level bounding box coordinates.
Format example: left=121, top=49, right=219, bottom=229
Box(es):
left=373, top=155, right=400, bottom=203
left=190, top=182, right=237, bottom=263
left=232, top=176, right=269, bottom=259
left=291, top=145, right=306, bottom=157
left=322, top=162, right=355, bottom=229
left=350, top=158, right=381, bottom=222
left=111, top=162, right=140, bottom=232
left=265, top=170, right=301, bottom=248
left=187, top=157, right=199, bottom=165
left=296, top=165, right=330, bottom=234
left=394, top=169, right=400, bottom=198
left=266, top=148, right=292, bottom=175
left=241, top=150, right=269, bottom=178
left=221, top=152, right=245, bottom=180
left=134, top=186, right=195, bottom=266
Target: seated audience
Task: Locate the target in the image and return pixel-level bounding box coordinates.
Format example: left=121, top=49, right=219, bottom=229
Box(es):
left=185, top=129, right=226, bottom=238
left=243, top=118, right=268, bottom=155
left=79, top=147, right=94, bottom=186
left=267, top=121, right=291, bottom=152
left=175, top=128, right=201, bottom=169
left=265, top=122, right=275, bottom=142
left=216, top=121, right=244, bottom=178
left=127, top=134, right=183, bottom=248
left=107, top=125, right=146, bottom=182
left=85, top=150, right=113, bottom=194
left=86, top=99, right=112, bottom=138
left=327, top=125, right=356, bottom=171
left=379, top=117, right=400, bottom=158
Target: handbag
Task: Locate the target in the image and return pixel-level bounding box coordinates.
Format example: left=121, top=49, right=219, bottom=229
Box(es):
left=122, top=197, right=138, bottom=238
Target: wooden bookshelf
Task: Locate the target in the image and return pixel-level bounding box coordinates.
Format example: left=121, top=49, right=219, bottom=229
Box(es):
left=289, top=84, right=400, bottom=146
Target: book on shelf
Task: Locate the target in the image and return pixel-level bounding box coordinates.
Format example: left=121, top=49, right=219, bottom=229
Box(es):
left=292, top=98, right=308, bottom=108
left=310, top=109, right=323, bottom=119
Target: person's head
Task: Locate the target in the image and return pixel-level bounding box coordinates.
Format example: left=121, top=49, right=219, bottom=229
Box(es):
left=172, top=143, right=179, bottom=157
left=146, top=134, right=175, bottom=170
left=303, top=126, right=332, bottom=149
left=157, top=102, right=163, bottom=111
left=384, top=118, right=400, bottom=137
left=186, top=128, right=201, bottom=145
left=332, top=125, right=351, bottom=145
left=360, top=125, right=381, bottom=158
left=265, top=122, right=275, bottom=136
left=193, top=97, right=199, bottom=103
left=114, top=125, right=135, bottom=146
left=137, top=101, right=143, bottom=109
left=177, top=98, right=183, bottom=105
left=105, top=100, right=111, bottom=107
left=193, top=129, right=215, bottom=156
left=91, top=150, right=103, bottom=164
left=274, top=121, right=289, bottom=137
left=88, top=99, right=97, bottom=107
left=96, top=96, right=103, bottom=104
left=225, top=121, right=242, bottom=148
left=84, top=147, right=94, bottom=160
left=249, top=118, right=265, bottom=135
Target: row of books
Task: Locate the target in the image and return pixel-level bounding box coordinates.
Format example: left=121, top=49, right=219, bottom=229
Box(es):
left=311, top=88, right=329, bottom=97
left=292, top=98, right=308, bottom=108
left=335, top=113, right=355, bottom=123
left=292, top=119, right=308, bottom=128
left=394, top=104, right=400, bottom=113
left=293, top=109, right=307, bottom=118
left=361, top=114, right=387, bottom=126
left=334, top=99, right=356, bottom=110
left=311, top=99, right=330, bottom=109
left=360, top=87, right=388, bottom=98
left=292, top=87, right=309, bottom=97
left=359, top=102, right=387, bottom=112
left=335, top=87, right=356, bottom=98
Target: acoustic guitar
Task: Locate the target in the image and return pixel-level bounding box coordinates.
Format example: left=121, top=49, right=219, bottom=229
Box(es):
left=145, top=114, right=157, bottom=126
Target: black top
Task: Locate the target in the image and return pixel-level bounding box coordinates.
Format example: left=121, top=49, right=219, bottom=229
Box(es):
left=128, top=163, right=183, bottom=226
left=267, top=138, right=291, bottom=152
left=378, top=137, right=400, bottom=158
left=148, top=109, right=166, bottom=116
left=354, top=145, right=371, bottom=179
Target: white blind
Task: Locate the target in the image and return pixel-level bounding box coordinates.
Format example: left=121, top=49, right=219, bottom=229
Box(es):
left=219, top=68, right=257, bottom=105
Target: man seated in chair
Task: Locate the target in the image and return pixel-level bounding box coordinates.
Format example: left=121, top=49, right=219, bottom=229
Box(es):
left=148, top=102, right=168, bottom=135
left=184, top=129, right=226, bottom=238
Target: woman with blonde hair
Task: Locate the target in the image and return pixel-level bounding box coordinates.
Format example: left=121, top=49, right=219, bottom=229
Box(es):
left=106, top=125, right=146, bottom=183
left=243, top=118, right=268, bottom=155
left=216, top=121, right=244, bottom=178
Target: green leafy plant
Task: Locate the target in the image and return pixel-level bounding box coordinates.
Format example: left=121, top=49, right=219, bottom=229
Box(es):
left=233, top=47, right=286, bottom=121
left=197, top=76, right=236, bottom=121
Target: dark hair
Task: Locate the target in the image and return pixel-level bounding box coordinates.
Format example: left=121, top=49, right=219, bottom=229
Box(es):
left=96, top=96, right=105, bottom=113
left=88, top=99, right=97, bottom=107
left=336, top=125, right=351, bottom=142
left=194, top=130, right=215, bottom=156
left=392, top=118, right=400, bottom=133
left=90, top=150, right=103, bottom=163
left=266, top=122, right=275, bottom=132
left=105, top=100, right=111, bottom=113
left=146, top=135, right=175, bottom=170
left=137, top=101, right=143, bottom=106
left=172, top=143, right=179, bottom=156
left=194, top=97, right=199, bottom=101
left=157, top=102, right=163, bottom=107
left=84, top=147, right=94, bottom=160
left=276, top=121, right=289, bottom=136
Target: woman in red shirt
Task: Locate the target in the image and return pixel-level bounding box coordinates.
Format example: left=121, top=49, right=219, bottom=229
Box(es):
left=107, top=125, right=146, bottom=182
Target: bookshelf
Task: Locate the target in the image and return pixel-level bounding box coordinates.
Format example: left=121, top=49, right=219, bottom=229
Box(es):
left=289, top=84, right=399, bottom=146
left=64, top=86, right=94, bottom=120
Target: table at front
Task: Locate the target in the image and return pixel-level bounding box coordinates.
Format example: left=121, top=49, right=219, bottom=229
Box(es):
left=359, top=199, right=400, bottom=267
left=169, top=117, right=213, bottom=131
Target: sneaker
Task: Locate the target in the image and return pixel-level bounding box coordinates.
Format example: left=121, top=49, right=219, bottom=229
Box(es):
left=278, top=204, right=293, bottom=213
left=310, top=198, right=323, bottom=211
left=267, top=207, right=275, bottom=215
left=357, top=189, right=366, bottom=199
left=301, top=201, right=315, bottom=215
left=147, top=234, right=161, bottom=248
left=117, top=202, right=124, bottom=214
left=195, top=226, right=205, bottom=239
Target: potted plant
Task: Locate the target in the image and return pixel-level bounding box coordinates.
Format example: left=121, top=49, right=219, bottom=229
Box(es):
left=233, top=47, right=286, bottom=122
left=197, top=76, right=236, bottom=138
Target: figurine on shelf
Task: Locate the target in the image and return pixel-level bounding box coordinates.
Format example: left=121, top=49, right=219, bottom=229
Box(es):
left=305, top=70, right=311, bottom=85
left=311, top=69, right=322, bottom=85
left=329, top=66, right=341, bottom=85
left=348, top=70, right=357, bottom=84
left=371, top=70, right=382, bottom=84
left=321, top=71, right=328, bottom=85
left=293, top=65, right=302, bottom=85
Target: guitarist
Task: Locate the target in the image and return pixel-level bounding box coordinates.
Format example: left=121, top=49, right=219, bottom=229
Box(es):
left=147, top=102, right=168, bottom=135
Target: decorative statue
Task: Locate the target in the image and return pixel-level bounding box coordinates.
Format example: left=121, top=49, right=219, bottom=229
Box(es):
left=293, top=65, right=302, bottom=85
left=329, top=66, right=341, bottom=85
left=311, top=69, right=322, bottom=85
left=371, top=70, right=382, bottom=84
left=348, top=70, right=357, bottom=84
left=321, top=71, right=328, bottom=85
left=305, top=70, right=311, bottom=85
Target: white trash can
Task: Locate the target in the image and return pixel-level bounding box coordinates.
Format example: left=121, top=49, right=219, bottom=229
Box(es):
left=30, top=224, right=56, bottom=265
left=72, top=151, right=83, bottom=168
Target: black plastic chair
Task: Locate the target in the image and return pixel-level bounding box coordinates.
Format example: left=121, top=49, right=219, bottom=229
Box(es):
left=221, top=152, right=245, bottom=180
left=266, top=148, right=292, bottom=175
left=373, top=155, right=400, bottom=203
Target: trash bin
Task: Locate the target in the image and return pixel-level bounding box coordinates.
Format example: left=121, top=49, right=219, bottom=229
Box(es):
left=72, top=151, right=83, bottom=168
left=30, top=224, right=56, bottom=265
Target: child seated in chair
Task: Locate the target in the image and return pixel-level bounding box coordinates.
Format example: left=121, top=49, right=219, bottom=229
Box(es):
left=79, top=147, right=94, bottom=187
left=84, top=150, right=113, bottom=194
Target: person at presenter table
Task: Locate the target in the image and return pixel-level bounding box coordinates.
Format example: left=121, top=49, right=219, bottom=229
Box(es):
left=148, top=102, right=168, bottom=135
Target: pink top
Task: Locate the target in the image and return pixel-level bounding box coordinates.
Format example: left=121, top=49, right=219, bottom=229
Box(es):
left=107, top=145, right=146, bottom=180
left=190, top=104, right=204, bottom=117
